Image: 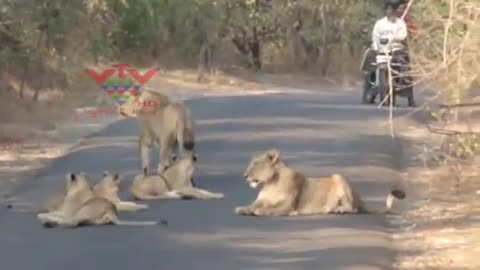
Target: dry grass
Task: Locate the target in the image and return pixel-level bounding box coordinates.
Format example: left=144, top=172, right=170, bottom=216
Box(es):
left=409, top=0, right=480, bottom=106
left=394, top=112, right=480, bottom=269
left=0, top=86, right=93, bottom=143
left=394, top=164, right=480, bottom=270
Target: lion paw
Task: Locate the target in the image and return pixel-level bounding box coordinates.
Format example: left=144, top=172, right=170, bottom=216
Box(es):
left=253, top=208, right=274, bottom=216
left=235, top=207, right=250, bottom=215
left=289, top=211, right=299, bottom=216
left=253, top=209, right=265, bottom=216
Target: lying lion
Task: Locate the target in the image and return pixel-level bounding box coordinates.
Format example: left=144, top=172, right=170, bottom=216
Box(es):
left=235, top=149, right=406, bottom=217
left=130, top=155, right=224, bottom=200
left=37, top=172, right=164, bottom=228
left=93, top=171, right=149, bottom=211
left=7, top=172, right=148, bottom=213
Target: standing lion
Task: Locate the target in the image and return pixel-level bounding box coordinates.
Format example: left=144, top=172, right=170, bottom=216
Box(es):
left=119, top=89, right=197, bottom=174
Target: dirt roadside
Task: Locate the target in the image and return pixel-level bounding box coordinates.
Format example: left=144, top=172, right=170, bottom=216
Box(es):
left=392, top=111, right=480, bottom=270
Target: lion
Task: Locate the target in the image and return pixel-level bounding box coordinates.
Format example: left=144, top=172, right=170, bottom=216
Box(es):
left=130, top=169, right=184, bottom=200
left=118, top=89, right=197, bottom=174
left=130, top=155, right=224, bottom=200
left=93, top=171, right=149, bottom=211
left=7, top=172, right=148, bottom=213
left=234, top=149, right=406, bottom=217
left=36, top=172, right=165, bottom=228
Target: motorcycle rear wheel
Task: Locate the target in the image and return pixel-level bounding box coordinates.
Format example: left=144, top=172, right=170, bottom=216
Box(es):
left=378, top=69, right=389, bottom=106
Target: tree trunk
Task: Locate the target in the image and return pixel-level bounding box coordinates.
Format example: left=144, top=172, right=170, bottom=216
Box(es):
left=19, top=65, right=26, bottom=99
left=249, top=27, right=261, bottom=69
left=197, top=43, right=211, bottom=82
left=250, top=0, right=262, bottom=70
left=33, top=89, right=40, bottom=101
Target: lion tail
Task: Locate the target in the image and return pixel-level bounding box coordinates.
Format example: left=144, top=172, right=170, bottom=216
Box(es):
left=183, top=127, right=195, bottom=151
left=113, top=219, right=161, bottom=226
left=110, top=211, right=166, bottom=227
left=385, top=189, right=406, bottom=211
left=360, top=189, right=406, bottom=215
left=131, top=190, right=184, bottom=201
left=173, top=107, right=195, bottom=154
left=176, top=188, right=224, bottom=200
left=115, top=201, right=149, bottom=212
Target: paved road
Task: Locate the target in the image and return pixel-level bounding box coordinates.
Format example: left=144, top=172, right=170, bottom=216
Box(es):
left=1, top=89, right=414, bottom=270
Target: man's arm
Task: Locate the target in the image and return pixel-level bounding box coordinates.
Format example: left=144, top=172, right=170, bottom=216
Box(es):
left=371, top=21, right=380, bottom=51
left=394, top=19, right=408, bottom=41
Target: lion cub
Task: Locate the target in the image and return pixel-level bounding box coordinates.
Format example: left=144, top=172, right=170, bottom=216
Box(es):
left=130, top=155, right=224, bottom=200
left=235, top=149, right=406, bottom=217
left=94, top=171, right=149, bottom=211
left=38, top=172, right=148, bottom=213
left=37, top=172, right=163, bottom=228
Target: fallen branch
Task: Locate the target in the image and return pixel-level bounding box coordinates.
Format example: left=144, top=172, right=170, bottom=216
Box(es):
left=427, top=124, right=480, bottom=135
left=439, top=102, right=480, bottom=109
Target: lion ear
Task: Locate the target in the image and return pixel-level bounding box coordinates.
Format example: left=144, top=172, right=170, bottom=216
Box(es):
left=266, top=149, right=280, bottom=163
left=68, top=172, right=76, bottom=182
left=112, top=172, right=120, bottom=183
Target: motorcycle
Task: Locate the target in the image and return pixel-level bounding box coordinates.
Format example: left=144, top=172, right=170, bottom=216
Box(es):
left=360, top=37, right=414, bottom=106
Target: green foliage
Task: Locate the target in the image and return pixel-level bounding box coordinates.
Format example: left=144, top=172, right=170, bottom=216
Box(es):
left=431, top=134, right=480, bottom=166
left=108, top=0, right=220, bottom=58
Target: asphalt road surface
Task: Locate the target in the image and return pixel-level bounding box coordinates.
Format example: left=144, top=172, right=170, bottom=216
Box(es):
left=1, top=89, right=415, bottom=270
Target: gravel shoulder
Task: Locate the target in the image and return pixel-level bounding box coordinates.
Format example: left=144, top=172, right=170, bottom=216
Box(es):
left=392, top=111, right=480, bottom=270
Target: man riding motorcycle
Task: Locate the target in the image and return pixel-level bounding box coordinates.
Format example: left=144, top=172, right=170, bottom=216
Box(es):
left=362, top=0, right=416, bottom=106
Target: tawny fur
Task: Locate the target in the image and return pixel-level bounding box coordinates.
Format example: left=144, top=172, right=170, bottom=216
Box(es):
left=118, top=89, right=196, bottom=174
left=130, top=156, right=224, bottom=200
left=9, top=172, right=149, bottom=213
left=235, top=149, right=406, bottom=217
left=93, top=171, right=149, bottom=211
left=37, top=173, right=163, bottom=228
left=43, top=193, right=65, bottom=212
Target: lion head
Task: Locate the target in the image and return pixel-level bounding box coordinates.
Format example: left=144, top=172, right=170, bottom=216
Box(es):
left=166, top=154, right=197, bottom=179
left=66, top=172, right=93, bottom=194
left=99, top=171, right=121, bottom=194
left=118, top=95, right=139, bottom=118
left=243, top=149, right=281, bottom=189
